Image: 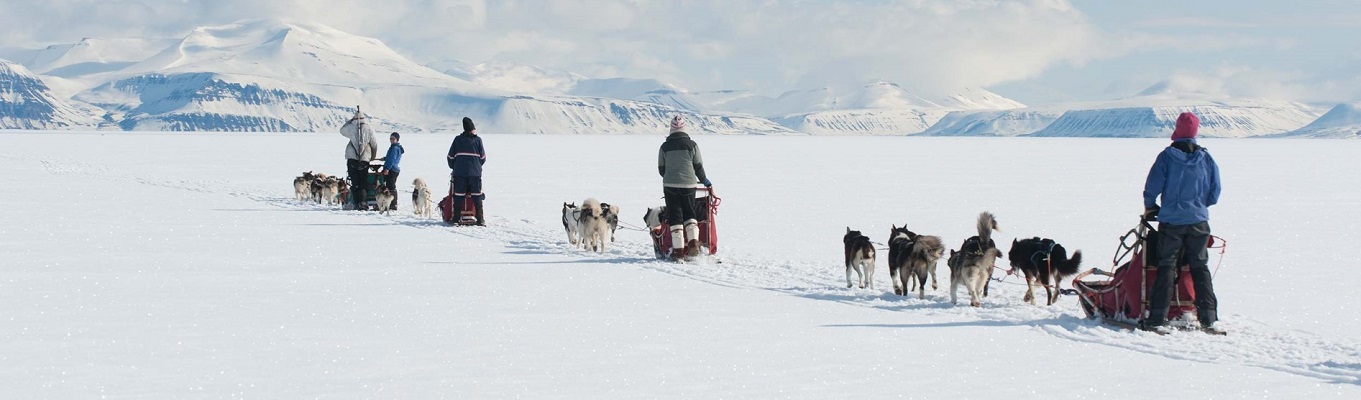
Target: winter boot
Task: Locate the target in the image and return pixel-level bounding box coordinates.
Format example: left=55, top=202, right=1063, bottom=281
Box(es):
left=669, top=225, right=685, bottom=261
left=683, top=220, right=701, bottom=258
left=474, top=198, right=485, bottom=226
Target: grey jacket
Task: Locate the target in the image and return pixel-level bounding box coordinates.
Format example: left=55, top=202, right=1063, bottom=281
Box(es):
left=658, top=132, right=708, bottom=188
left=340, top=115, right=380, bottom=162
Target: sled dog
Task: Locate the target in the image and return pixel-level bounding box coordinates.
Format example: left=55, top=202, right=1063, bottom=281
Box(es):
left=1008, top=237, right=1083, bottom=305
left=643, top=206, right=666, bottom=229
left=294, top=172, right=313, bottom=201
left=309, top=173, right=330, bottom=203
left=949, top=212, right=1003, bottom=306
left=601, top=203, right=621, bottom=242
left=843, top=228, right=876, bottom=289
left=375, top=184, right=395, bottom=214
left=321, top=177, right=340, bottom=206
left=578, top=198, right=609, bottom=253
left=412, top=178, right=434, bottom=218
left=562, top=202, right=582, bottom=246
left=886, top=225, right=917, bottom=296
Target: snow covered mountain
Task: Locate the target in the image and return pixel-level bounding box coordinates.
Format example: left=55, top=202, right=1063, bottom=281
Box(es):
left=24, top=37, right=175, bottom=78
left=719, top=81, right=1026, bottom=135
left=1275, top=102, right=1361, bottom=138
left=1025, top=84, right=1322, bottom=138
left=0, top=20, right=1344, bottom=137
left=917, top=109, right=1064, bottom=137
left=0, top=59, right=104, bottom=129
left=8, top=20, right=791, bottom=134
left=1028, top=102, right=1320, bottom=138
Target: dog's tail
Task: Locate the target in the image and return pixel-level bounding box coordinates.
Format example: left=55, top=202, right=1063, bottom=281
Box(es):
left=976, top=211, right=998, bottom=249
left=1055, top=249, right=1083, bottom=277
left=912, top=235, right=944, bottom=260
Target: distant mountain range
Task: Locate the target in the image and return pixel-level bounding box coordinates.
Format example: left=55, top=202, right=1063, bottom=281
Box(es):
left=0, top=19, right=1353, bottom=138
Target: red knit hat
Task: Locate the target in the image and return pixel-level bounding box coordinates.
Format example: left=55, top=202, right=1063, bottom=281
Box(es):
left=1171, top=112, right=1199, bottom=140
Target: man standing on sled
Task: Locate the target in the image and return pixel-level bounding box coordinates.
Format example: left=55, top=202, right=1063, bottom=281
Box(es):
left=1142, top=111, right=1223, bottom=334
left=448, top=117, right=487, bottom=226
left=658, top=115, right=711, bottom=260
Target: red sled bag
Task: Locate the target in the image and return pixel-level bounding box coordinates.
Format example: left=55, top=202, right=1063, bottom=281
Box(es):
left=438, top=195, right=455, bottom=224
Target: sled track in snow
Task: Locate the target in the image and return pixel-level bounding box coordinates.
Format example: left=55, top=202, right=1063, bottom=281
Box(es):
left=22, top=154, right=1361, bottom=386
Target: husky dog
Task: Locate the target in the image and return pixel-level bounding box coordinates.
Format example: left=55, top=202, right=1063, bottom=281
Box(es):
left=310, top=173, right=330, bottom=203
left=562, top=202, right=582, bottom=246
left=375, top=184, right=395, bottom=214
left=643, top=205, right=668, bottom=258
left=886, top=225, right=917, bottom=296
left=321, top=177, right=340, bottom=206
left=643, top=206, right=666, bottom=229
left=899, top=235, right=945, bottom=299
left=578, top=198, right=609, bottom=253
left=336, top=178, right=352, bottom=209
left=412, top=178, right=434, bottom=218
left=294, top=171, right=313, bottom=201
left=948, top=247, right=1001, bottom=307
left=1009, top=237, right=1083, bottom=305
left=601, top=203, right=621, bottom=242
left=843, top=228, right=876, bottom=289
left=949, top=212, right=1003, bottom=306
left=959, top=211, right=1001, bottom=297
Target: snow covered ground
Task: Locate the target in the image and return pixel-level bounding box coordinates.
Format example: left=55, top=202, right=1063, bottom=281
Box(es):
left=2, top=132, right=1359, bottom=398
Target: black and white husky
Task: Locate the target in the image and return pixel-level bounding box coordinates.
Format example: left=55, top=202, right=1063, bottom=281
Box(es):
left=1008, top=237, right=1083, bottom=305
left=887, top=225, right=917, bottom=296
left=843, top=228, right=876, bottom=289
left=578, top=198, right=609, bottom=253
left=562, top=202, right=581, bottom=246
left=948, top=212, right=1002, bottom=307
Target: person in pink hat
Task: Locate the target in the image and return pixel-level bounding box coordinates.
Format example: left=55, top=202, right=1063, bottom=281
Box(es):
left=657, top=115, right=712, bottom=260
left=1141, top=111, right=1223, bottom=334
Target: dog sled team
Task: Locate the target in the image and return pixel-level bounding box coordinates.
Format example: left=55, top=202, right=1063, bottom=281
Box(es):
left=842, top=112, right=1224, bottom=334
left=297, top=107, right=1223, bottom=334
left=848, top=211, right=1081, bottom=308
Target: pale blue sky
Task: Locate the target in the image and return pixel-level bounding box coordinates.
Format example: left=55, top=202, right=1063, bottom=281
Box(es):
left=1, top=0, right=1357, bottom=105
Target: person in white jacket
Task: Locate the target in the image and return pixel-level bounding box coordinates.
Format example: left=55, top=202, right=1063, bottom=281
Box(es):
left=340, top=108, right=380, bottom=210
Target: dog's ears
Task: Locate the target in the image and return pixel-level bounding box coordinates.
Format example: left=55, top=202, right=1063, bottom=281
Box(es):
left=846, top=227, right=851, bottom=233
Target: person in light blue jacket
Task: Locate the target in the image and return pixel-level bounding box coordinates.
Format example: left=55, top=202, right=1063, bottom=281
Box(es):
left=1141, top=112, right=1222, bottom=333
left=378, top=132, right=404, bottom=210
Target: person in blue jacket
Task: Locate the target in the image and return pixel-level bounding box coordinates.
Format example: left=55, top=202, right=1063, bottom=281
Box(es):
left=378, top=132, right=404, bottom=210
left=447, top=117, right=487, bottom=225
left=1141, top=111, right=1222, bottom=334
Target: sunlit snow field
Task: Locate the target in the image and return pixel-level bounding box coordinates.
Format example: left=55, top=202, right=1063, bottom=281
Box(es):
left=2, top=131, right=1358, bottom=398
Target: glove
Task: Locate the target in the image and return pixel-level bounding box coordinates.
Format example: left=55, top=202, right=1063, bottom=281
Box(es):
left=1143, top=206, right=1159, bottom=220
left=702, top=178, right=712, bottom=187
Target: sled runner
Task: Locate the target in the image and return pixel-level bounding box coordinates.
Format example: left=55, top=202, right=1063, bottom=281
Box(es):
left=1072, top=217, right=1226, bottom=334
left=649, top=187, right=722, bottom=261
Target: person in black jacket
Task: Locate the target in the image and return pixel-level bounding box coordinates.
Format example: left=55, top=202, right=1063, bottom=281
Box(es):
left=447, top=117, right=487, bottom=225
left=658, top=115, right=711, bottom=260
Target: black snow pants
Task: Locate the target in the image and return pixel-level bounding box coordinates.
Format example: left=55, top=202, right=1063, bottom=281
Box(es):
left=347, top=159, right=370, bottom=211
left=663, top=187, right=697, bottom=225
left=1146, top=221, right=1218, bottom=327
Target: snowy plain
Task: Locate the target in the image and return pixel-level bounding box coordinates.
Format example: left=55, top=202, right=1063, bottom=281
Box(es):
left=2, top=132, right=1359, bottom=398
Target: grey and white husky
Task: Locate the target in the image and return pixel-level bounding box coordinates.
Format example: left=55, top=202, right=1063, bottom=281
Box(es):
left=949, top=212, right=1002, bottom=307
